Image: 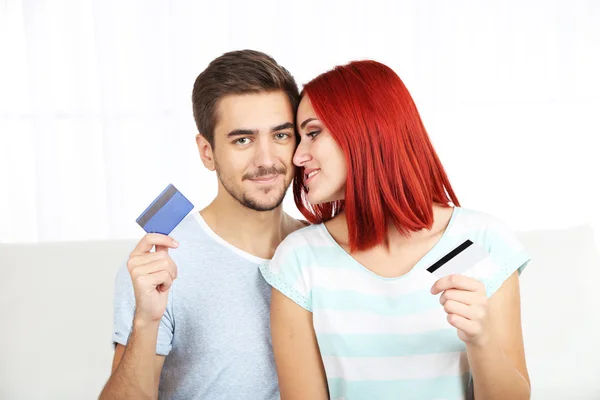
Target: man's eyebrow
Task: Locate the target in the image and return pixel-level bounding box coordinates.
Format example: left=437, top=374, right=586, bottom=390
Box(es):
left=227, top=123, right=294, bottom=138
left=227, top=129, right=257, bottom=138
left=271, top=122, right=294, bottom=132
left=300, top=118, right=317, bottom=129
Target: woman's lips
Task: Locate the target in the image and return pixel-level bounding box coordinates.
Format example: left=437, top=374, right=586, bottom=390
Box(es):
left=304, top=169, right=320, bottom=185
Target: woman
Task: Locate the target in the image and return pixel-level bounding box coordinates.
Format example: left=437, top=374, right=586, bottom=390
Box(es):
left=260, top=60, right=531, bottom=400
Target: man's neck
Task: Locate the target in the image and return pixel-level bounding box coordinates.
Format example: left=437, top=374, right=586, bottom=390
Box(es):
left=200, top=194, right=294, bottom=260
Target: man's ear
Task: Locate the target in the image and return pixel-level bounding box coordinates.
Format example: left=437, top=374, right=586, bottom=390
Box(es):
left=196, top=134, right=216, bottom=171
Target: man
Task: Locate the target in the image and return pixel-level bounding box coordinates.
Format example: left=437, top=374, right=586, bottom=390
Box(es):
left=99, top=50, right=305, bottom=400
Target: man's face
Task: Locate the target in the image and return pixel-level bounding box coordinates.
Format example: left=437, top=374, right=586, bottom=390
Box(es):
left=211, top=91, right=296, bottom=212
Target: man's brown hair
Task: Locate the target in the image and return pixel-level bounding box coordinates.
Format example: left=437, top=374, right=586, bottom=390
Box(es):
left=192, top=50, right=300, bottom=146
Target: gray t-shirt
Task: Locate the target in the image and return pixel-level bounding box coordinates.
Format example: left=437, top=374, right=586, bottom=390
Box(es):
left=112, top=212, right=279, bottom=399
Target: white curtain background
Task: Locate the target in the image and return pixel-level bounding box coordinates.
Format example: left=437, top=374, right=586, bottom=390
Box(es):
left=1, top=0, right=598, bottom=243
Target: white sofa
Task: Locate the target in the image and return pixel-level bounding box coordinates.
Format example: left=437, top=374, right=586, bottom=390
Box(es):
left=1, top=225, right=599, bottom=399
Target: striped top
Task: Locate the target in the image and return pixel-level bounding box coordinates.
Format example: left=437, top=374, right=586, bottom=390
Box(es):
left=259, top=207, right=531, bottom=400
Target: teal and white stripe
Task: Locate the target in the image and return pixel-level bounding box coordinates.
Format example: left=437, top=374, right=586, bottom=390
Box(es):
left=260, top=207, right=531, bottom=400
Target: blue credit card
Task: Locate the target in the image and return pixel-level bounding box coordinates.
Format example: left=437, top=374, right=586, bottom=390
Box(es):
left=136, top=184, right=194, bottom=235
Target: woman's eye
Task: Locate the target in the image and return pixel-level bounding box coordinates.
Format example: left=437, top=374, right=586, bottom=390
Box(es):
left=307, top=130, right=320, bottom=139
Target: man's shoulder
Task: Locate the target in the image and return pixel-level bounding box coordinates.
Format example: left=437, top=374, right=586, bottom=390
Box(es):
left=298, top=219, right=311, bottom=227
left=282, top=215, right=315, bottom=241
left=278, top=219, right=328, bottom=255
left=290, top=218, right=311, bottom=232
left=170, top=212, right=204, bottom=238
left=156, top=212, right=222, bottom=263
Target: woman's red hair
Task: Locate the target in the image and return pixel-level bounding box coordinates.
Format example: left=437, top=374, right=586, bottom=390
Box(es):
left=293, top=60, right=460, bottom=252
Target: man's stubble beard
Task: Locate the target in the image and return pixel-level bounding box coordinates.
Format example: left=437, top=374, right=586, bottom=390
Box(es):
left=215, top=161, right=291, bottom=212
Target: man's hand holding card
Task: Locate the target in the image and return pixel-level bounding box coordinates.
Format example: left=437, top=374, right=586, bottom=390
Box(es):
left=127, top=184, right=194, bottom=325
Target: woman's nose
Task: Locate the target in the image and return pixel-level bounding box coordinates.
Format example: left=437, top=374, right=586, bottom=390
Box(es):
left=293, top=141, right=312, bottom=167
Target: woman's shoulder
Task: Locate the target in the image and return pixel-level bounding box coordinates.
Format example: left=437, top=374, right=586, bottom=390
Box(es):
left=450, top=207, right=531, bottom=297
left=452, top=206, right=518, bottom=236
left=452, top=206, right=529, bottom=267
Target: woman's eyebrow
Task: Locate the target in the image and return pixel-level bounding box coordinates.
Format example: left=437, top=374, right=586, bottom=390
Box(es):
left=300, top=118, right=317, bottom=129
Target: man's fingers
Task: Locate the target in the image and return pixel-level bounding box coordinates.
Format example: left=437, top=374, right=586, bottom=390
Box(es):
left=127, top=251, right=167, bottom=268
left=155, top=244, right=169, bottom=253
left=130, top=261, right=177, bottom=281
left=131, top=233, right=179, bottom=255
left=137, top=270, right=173, bottom=294
left=129, top=252, right=177, bottom=279
left=150, top=270, right=174, bottom=292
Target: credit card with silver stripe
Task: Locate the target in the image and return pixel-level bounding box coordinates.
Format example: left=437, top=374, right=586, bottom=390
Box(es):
left=136, top=183, right=194, bottom=235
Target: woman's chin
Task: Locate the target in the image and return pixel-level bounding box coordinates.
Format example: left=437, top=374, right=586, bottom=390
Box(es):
left=307, top=190, right=344, bottom=206
left=307, top=190, right=325, bottom=206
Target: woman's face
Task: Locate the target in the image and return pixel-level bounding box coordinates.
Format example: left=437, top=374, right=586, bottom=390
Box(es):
left=294, top=96, right=347, bottom=205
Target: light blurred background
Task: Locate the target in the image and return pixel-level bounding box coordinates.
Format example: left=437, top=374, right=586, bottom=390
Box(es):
left=1, top=0, right=598, bottom=244
left=1, top=1, right=600, bottom=399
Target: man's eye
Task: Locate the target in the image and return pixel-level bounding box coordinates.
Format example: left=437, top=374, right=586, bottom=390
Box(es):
left=235, top=138, right=251, bottom=145
left=275, top=133, right=290, bottom=140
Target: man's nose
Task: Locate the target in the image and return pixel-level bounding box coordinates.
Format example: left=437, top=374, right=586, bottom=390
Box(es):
left=254, top=138, right=277, bottom=168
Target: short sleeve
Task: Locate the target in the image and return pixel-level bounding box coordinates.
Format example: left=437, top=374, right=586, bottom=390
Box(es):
left=112, top=263, right=175, bottom=356
left=478, top=217, right=532, bottom=297
left=259, top=234, right=312, bottom=312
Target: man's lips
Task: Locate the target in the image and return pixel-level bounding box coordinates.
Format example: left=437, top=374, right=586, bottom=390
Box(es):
left=249, top=174, right=280, bottom=183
